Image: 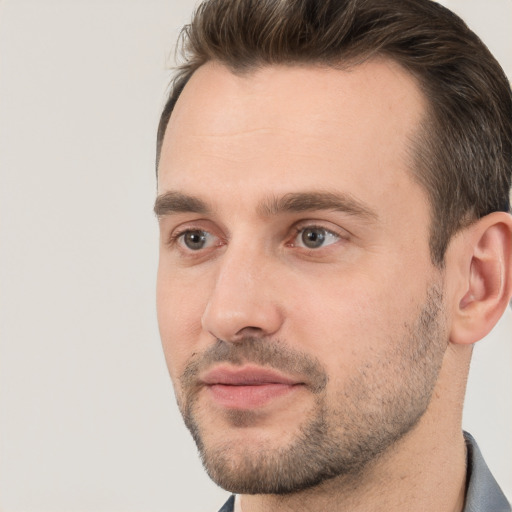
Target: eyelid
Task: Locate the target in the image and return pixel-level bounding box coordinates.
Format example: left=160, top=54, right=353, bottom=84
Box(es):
left=163, top=219, right=349, bottom=252
left=164, top=218, right=210, bottom=242
left=171, top=227, right=214, bottom=246
left=166, top=221, right=227, bottom=255
left=291, top=221, right=350, bottom=240
left=293, top=227, right=337, bottom=248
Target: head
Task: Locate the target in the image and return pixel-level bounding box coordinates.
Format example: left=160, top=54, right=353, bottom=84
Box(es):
left=155, top=0, right=512, bottom=496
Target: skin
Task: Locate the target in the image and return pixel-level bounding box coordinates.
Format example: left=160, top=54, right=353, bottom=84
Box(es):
left=155, top=60, right=512, bottom=511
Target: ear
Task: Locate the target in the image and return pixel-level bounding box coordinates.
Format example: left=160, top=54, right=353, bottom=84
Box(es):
left=449, top=211, right=512, bottom=346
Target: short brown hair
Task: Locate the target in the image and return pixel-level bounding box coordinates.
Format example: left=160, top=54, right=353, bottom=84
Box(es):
left=156, top=0, right=512, bottom=265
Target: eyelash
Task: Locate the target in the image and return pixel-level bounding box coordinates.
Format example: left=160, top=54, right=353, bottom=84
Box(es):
left=166, top=223, right=347, bottom=253
left=167, top=226, right=220, bottom=248
left=289, top=224, right=345, bottom=249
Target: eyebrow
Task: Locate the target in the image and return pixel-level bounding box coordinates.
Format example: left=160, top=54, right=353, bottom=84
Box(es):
left=154, top=191, right=211, bottom=217
left=154, top=190, right=378, bottom=222
left=258, top=191, right=378, bottom=221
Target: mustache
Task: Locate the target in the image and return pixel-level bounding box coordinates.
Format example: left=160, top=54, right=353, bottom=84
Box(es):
left=180, top=337, right=328, bottom=394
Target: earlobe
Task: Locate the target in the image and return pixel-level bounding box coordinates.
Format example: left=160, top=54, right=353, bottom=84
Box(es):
left=450, top=212, right=512, bottom=346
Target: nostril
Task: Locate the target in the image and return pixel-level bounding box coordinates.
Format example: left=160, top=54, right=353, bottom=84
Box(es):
left=232, top=325, right=266, bottom=340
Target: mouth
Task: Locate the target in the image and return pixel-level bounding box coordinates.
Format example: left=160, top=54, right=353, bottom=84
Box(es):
left=200, top=365, right=305, bottom=409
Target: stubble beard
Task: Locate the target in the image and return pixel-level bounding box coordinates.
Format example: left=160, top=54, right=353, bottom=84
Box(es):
left=177, top=282, right=447, bottom=495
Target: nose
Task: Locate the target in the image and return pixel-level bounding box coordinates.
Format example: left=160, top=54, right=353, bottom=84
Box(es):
left=201, top=243, right=284, bottom=342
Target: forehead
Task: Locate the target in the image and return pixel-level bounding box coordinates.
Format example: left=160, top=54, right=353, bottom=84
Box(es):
left=158, top=60, right=427, bottom=216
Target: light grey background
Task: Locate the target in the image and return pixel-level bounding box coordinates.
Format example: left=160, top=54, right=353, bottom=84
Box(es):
left=0, top=1, right=510, bottom=511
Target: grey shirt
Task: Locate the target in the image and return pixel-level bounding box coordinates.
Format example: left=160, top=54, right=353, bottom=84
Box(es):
left=217, top=432, right=511, bottom=512
left=464, top=432, right=510, bottom=512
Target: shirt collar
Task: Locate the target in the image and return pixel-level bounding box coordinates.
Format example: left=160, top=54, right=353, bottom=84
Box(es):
left=463, top=431, right=510, bottom=512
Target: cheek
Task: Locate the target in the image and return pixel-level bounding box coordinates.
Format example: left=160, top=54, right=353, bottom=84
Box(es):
left=156, top=264, right=208, bottom=381
left=284, top=269, right=419, bottom=371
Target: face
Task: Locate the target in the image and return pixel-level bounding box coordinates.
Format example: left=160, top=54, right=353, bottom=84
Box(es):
left=156, top=61, right=448, bottom=493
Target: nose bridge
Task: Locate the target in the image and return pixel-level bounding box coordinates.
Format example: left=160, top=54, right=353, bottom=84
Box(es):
left=201, top=236, right=282, bottom=341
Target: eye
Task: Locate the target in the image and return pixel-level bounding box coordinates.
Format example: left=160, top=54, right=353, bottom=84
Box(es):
left=293, top=226, right=341, bottom=249
left=177, top=229, right=217, bottom=251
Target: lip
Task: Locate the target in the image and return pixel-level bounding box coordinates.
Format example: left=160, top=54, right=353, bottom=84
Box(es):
left=202, top=365, right=301, bottom=386
left=200, top=365, right=304, bottom=409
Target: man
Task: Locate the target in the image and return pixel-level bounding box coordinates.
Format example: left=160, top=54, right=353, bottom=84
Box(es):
left=154, top=0, right=512, bottom=510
